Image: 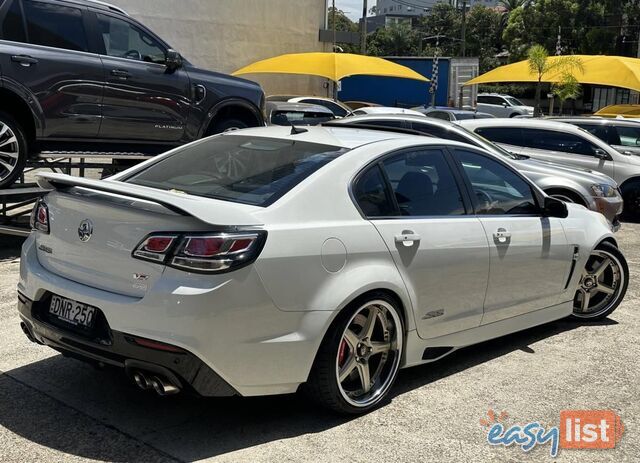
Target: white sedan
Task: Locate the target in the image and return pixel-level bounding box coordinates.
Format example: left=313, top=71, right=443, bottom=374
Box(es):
left=18, top=126, right=628, bottom=414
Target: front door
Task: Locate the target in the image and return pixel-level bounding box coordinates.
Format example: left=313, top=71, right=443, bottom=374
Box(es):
left=0, top=0, right=103, bottom=138
left=352, top=147, right=490, bottom=339
left=94, top=11, right=191, bottom=142
left=452, top=148, right=571, bottom=324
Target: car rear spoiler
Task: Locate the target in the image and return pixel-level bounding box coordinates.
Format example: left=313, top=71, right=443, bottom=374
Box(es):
left=36, top=173, right=262, bottom=227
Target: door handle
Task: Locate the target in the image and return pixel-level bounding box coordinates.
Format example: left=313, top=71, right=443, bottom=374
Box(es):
left=493, top=228, right=511, bottom=244
left=11, top=55, right=38, bottom=66
left=110, top=69, right=131, bottom=79
left=395, top=232, right=421, bottom=246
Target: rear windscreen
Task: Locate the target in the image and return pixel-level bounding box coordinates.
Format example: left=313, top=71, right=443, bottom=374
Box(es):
left=126, top=135, right=347, bottom=206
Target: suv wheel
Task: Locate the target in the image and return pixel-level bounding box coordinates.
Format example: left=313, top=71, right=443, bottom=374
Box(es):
left=305, top=293, right=404, bottom=414
left=0, top=111, right=28, bottom=189
left=209, top=118, right=249, bottom=135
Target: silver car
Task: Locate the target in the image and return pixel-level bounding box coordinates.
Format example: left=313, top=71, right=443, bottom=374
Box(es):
left=459, top=118, right=640, bottom=220
left=477, top=93, right=534, bottom=118
left=329, top=114, right=623, bottom=228
left=549, top=117, right=640, bottom=156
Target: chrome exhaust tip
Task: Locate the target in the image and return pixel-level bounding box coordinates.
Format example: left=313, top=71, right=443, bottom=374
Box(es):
left=150, top=376, right=180, bottom=396
left=133, top=371, right=150, bottom=390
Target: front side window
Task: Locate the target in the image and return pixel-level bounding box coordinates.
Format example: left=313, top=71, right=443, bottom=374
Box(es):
left=2, top=0, right=26, bottom=42
left=475, top=127, right=524, bottom=146
left=24, top=0, right=88, bottom=51
left=615, top=125, right=640, bottom=147
left=523, top=129, right=599, bottom=156
left=127, top=136, right=347, bottom=207
left=97, top=13, right=166, bottom=64
left=455, top=149, right=538, bottom=215
left=575, top=124, right=610, bottom=144
left=505, top=97, right=524, bottom=106
left=381, top=149, right=465, bottom=216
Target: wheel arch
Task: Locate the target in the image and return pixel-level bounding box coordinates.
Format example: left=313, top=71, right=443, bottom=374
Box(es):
left=0, top=85, right=40, bottom=150
left=201, top=98, right=264, bottom=136
left=597, top=236, right=618, bottom=249
left=544, top=186, right=588, bottom=206
left=619, top=176, right=640, bottom=193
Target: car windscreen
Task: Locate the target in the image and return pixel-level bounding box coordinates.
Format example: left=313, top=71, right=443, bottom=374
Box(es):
left=506, top=97, right=524, bottom=106
left=271, top=111, right=335, bottom=126
left=126, top=135, right=348, bottom=206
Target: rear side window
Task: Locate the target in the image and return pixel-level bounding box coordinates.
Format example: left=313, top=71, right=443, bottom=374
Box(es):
left=127, top=136, right=347, bottom=207
left=2, top=0, right=26, bottom=42
left=353, top=166, right=396, bottom=217
left=24, top=1, right=88, bottom=51
left=523, top=129, right=598, bottom=156
left=616, top=125, right=640, bottom=147
left=475, top=127, right=523, bottom=146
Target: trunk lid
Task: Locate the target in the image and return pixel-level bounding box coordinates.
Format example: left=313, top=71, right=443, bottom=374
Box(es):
left=35, top=174, right=262, bottom=297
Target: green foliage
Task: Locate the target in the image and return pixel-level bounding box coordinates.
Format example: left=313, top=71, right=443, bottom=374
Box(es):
left=552, top=74, right=582, bottom=113
left=327, top=7, right=359, bottom=53
left=367, top=23, right=419, bottom=57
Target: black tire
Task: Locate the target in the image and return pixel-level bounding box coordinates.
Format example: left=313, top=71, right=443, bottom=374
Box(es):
left=509, top=113, right=519, bottom=118
left=570, top=242, right=628, bottom=321
left=304, top=292, right=404, bottom=415
left=621, top=182, right=640, bottom=222
left=0, top=111, right=28, bottom=189
left=207, top=118, right=249, bottom=135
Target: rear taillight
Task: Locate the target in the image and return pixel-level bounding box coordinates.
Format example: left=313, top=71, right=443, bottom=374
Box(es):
left=30, top=200, right=49, bottom=233
left=132, top=231, right=266, bottom=273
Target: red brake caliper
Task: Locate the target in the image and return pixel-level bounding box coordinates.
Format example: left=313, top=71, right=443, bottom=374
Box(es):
left=338, top=338, right=348, bottom=366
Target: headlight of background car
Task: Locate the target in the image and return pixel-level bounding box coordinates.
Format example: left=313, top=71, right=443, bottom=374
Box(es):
left=590, top=184, right=619, bottom=198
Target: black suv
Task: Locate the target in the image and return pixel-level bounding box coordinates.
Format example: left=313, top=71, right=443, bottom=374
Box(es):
left=0, top=0, right=265, bottom=187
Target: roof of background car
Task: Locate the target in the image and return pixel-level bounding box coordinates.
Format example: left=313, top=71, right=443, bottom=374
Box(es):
left=265, top=101, right=334, bottom=114
left=549, top=117, right=640, bottom=127
left=457, top=118, right=590, bottom=132
left=222, top=125, right=428, bottom=149
left=338, top=113, right=455, bottom=126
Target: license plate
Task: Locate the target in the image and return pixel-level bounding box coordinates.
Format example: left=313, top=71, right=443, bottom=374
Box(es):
left=49, top=295, right=96, bottom=328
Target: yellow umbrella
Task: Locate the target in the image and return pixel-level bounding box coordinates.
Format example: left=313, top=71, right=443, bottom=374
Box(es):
left=594, top=104, right=640, bottom=118
left=465, top=55, right=640, bottom=92
left=233, top=52, right=429, bottom=83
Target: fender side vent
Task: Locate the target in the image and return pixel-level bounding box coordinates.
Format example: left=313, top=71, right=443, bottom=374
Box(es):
left=422, top=346, right=455, bottom=360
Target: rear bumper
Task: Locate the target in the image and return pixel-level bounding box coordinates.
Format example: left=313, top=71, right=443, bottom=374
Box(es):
left=17, top=293, right=238, bottom=396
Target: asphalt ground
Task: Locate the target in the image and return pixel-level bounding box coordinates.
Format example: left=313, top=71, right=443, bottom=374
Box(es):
left=0, top=224, right=638, bottom=463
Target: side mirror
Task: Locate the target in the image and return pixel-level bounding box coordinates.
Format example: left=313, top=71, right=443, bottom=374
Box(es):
left=165, top=49, right=182, bottom=71
left=502, top=102, right=508, bottom=108
left=594, top=148, right=611, bottom=160
left=543, top=196, right=568, bottom=218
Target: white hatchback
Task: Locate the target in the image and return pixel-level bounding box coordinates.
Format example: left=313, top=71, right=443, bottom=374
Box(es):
left=18, top=126, right=628, bottom=414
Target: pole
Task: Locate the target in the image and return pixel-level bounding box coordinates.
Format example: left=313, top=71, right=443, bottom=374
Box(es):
left=460, top=1, right=466, bottom=57
left=361, top=0, right=367, bottom=55
left=332, top=0, right=336, bottom=51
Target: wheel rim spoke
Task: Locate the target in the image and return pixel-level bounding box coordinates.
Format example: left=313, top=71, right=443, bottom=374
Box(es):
left=356, top=360, right=371, bottom=393
left=0, top=150, right=18, bottom=160
left=0, top=124, right=8, bottom=137
left=361, top=306, right=378, bottom=339
left=339, top=355, right=357, bottom=382
left=593, top=258, right=611, bottom=278
left=580, top=290, right=591, bottom=312
left=0, top=158, right=14, bottom=171
left=343, top=329, right=359, bottom=350
left=370, top=341, right=391, bottom=356
left=595, top=284, right=615, bottom=295
left=0, top=135, right=17, bottom=149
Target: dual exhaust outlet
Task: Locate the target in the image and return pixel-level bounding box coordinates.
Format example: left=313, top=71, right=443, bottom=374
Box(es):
left=132, top=370, right=180, bottom=396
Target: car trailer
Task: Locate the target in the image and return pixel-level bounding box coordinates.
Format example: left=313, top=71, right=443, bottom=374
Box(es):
left=0, top=152, right=153, bottom=237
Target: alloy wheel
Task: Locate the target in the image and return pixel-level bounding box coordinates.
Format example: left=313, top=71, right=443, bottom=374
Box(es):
left=0, top=122, right=19, bottom=183
left=573, top=249, right=625, bottom=318
left=335, top=300, right=402, bottom=408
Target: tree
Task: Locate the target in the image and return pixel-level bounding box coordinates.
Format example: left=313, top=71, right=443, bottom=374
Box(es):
left=415, top=3, right=461, bottom=56
left=527, top=45, right=583, bottom=116
left=327, top=7, right=359, bottom=53
left=552, top=74, right=582, bottom=115
left=466, top=6, right=502, bottom=73
left=367, top=23, right=419, bottom=57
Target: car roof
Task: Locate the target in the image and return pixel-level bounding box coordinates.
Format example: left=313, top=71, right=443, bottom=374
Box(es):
left=549, top=117, right=640, bottom=127
left=340, top=113, right=453, bottom=126
left=265, top=101, right=333, bottom=114
left=458, top=118, right=589, bottom=132
left=223, top=125, right=431, bottom=149
left=355, top=107, right=426, bottom=116
left=62, top=0, right=128, bottom=15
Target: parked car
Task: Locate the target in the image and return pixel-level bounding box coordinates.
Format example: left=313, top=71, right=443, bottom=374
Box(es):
left=0, top=0, right=265, bottom=188
left=351, top=107, right=426, bottom=117
left=549, top=117, right=640, bottom=156
left=20, top=126, right=628, bottom=414
left=343, top=101, right=381, bottom=110
left=477, top=93, right=534, bottom=118
left=460, top=118, right=640, bottom=219
left=414, top=106, right=495, bottom=121
left=329, top=114, right=623, bottom=228
left=266, top=96, right=352, bottom=118
left=266, top=102, right=334, bottom=126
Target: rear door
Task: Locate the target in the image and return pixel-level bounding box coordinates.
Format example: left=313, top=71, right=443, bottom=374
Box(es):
left=451, top=148, right=571, bottom=324
left=352, top=146, right=489, bottom=340
left=0, top=0, right=103, bottom=137
left=92, top=10, right=191, bottom=142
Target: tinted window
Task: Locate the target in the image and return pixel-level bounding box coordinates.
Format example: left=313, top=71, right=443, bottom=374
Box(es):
left=127, top=136, right=347, bottom=207
left=353, top=166, right=395, bottom=217
left=97, top=14, right=166, bottom=63
left=426, top=111, right=451, bottom=121
left=24, top=1, right=87, bottom=51
left=2, top=0, right=26, bottom=42
left=381, top=149, right=465, bottom=216
left=270, top=110, right=333, bottom=126
left=300, top=99, right=349, bottom=118
left=523, top=129, right=598, bottom=156
left=352, top=120, right=405, bottom=129
left=477, top=96, right=490, bottom=104
left=475, top=127, right=523, bottom=146
left=455, top=150, right=538, bottom=215
left=616, top=125, right=640, bottom=147
left=576, top=124, right=610, bottom=144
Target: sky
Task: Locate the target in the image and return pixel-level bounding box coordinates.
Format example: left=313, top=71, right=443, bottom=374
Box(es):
left=335, top=0, right=367, bottom=21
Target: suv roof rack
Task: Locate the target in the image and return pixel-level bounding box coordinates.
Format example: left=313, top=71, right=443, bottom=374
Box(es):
left=76, top=0, right=129, bottom=15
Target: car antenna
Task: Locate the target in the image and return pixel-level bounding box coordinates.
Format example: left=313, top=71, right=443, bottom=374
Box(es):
left=290, top=123, right=308, bottom=135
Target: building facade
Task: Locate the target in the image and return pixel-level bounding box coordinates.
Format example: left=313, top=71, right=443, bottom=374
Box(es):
left=375, top=0, right=499, bottom=17
left=109, top=0, right=329, bottom=96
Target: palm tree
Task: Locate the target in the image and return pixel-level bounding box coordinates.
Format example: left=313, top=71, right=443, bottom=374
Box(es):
left=498, top=0, right=533, bottom=13
left=552, top=75, right=582, bottom=115
left=527, top=45, right=583, bottom=117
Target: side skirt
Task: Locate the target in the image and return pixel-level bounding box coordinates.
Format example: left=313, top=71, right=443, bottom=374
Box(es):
left=402, top=300, right=573, bottom=368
